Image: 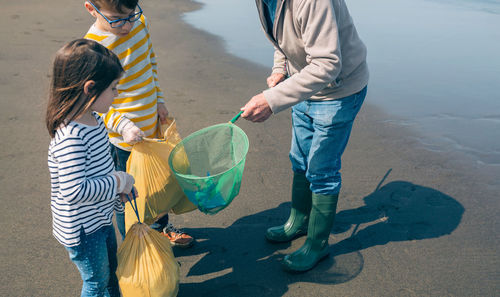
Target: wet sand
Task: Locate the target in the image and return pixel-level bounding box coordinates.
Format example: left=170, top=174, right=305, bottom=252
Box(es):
left=1, top=0, right=498, bottom=296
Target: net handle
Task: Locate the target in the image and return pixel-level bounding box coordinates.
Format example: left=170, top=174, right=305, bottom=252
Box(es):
left=230, top=111, right=244, bottom=124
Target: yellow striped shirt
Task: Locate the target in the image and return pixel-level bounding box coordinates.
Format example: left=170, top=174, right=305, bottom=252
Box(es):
left=85, top=15, right=164, bottom=151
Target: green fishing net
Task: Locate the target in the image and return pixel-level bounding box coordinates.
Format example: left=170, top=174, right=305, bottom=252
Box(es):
left=168, top=123, right=249, bottom=214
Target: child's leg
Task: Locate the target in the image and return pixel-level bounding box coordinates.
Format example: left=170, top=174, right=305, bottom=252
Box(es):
left=105, top=225, right=120, bottom=297
left=149, top=213, right=169, bottom=231
left=110, top=144, right=131, bottom=240
left=109, top=144, right=130, bottom=172
left=151, top=213, right=195, bottom=248
left=115, top=210, right=126, bottom=240
left=65, top=226, right=116, bottom=297
left=160, top=220, right=195, bottom=248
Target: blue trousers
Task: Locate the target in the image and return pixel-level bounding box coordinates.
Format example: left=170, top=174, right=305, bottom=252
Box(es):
left=290, top=86, right=367, bottom=195
left=65, top=225, right=120, bottom=297
left=109, top=144, right=169, bottom=239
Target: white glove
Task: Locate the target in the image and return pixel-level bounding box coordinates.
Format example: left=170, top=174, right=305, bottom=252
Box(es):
left=121, top=121, right=145, bottom=145
left=112, top=171, right=135, bottom=195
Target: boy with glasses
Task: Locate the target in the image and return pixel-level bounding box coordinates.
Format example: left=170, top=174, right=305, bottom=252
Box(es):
left=84, top=0, right=194, bottom=248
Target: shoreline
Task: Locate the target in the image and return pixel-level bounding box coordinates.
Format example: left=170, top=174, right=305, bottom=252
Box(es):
left=177, top=0, right=499, bottom=186
left=185, top=0, right=500, bottom=169
left=1, top=0, right=498, bottom=296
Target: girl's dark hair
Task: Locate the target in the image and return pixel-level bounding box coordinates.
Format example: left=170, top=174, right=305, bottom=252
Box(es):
left=46, top=39, right=123, bottom=138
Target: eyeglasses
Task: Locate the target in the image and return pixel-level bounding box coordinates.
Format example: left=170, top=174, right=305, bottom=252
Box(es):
left=88, top=1, right=143, bottom=28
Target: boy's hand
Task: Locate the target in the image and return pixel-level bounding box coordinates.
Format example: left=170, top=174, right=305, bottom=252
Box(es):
left=266, top=73, right=286, bottom=88
left=122, top=122, right=145, bottom=144
left=157, top=103, right=169, bottom=124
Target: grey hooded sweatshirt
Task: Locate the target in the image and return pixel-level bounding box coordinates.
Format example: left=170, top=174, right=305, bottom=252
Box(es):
left=256, top=0, right=369, bottom=113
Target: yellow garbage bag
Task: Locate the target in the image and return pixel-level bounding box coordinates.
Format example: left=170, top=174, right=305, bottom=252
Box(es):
left=117, top=222, right=180, bottom=297
left=125, top=117, right=196, bottom=232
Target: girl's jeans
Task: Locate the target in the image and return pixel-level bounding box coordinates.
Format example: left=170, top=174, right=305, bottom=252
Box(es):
left=110, top=144, right=169, bottom=239
left=65, top=225, right=120, bottom=297
left=290, top=86, right=367, bottom=195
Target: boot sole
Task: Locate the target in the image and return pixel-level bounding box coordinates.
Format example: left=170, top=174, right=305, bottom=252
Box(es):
left=282, top=250, right=330, bottom=273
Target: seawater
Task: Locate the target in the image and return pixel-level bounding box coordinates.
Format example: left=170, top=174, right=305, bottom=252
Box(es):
left=183, top=0, right=500, bottom=168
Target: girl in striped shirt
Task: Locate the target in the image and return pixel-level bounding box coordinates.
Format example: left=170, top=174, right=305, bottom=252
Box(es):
left=46, top=39, right=137, bottom=297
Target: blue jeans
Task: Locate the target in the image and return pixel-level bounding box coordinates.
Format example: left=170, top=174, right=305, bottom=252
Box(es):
left=110, top=144, right=169, bottom=239
left=110, top=145, right=130, bottom=240
left=289, top=86, right=367, bottom=195
left=65, top=225, right=120, bottom=297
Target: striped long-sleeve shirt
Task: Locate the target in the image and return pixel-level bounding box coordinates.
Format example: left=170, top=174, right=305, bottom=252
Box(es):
left=85, top=15, right=164, bottom=151
left=48, top=113, right=123, bottom=247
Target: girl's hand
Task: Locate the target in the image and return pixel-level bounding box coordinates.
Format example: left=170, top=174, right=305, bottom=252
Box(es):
left=119, top=193, right=127, bottom=203
left=157, top=103, right=169, bottom=124
left=266, top=73, right=286, bottom=88
left=119, top=186, right=138, bottom=203
left=113, top=171, right=135, bottom=194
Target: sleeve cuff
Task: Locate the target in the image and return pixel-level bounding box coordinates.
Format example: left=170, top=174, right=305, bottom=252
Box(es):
left=110, top=175, right=118, bottom=199
left=263, top=87, right=300, bottom=114
left=271, top=67, right=287, bottom=76
left=115, top=117, right=134, bottom=135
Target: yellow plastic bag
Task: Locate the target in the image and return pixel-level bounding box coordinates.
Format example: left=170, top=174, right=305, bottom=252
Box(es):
left=117, top=222, right=180, bottom=297
left=125, top=117, right=196, bottom=232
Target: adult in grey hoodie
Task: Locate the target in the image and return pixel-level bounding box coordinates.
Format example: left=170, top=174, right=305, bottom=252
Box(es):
left=241, top=0, right=369, bottom=272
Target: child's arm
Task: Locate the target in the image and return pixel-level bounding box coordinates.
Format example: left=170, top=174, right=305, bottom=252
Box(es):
left=150, top=47, right=164, bottom=104
left=52, top=135, right=117, bottom=204
left=144, top=15, right=165, bottom=105
left=150, top=42, right=168, bottom=124
left=144, top=15, right=169, bottom=124
left=149, top=40, right=169, bottom=124
left=101, top=111, right=144, bottom=144
left=150, top=39, right=169, bottom=124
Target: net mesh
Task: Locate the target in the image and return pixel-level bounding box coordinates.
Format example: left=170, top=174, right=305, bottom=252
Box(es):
left=169, top=123, right=249, bottom=214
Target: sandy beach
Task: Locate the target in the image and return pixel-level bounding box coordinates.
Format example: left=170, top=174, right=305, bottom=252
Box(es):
left=1, top=0, right=498, bottom=296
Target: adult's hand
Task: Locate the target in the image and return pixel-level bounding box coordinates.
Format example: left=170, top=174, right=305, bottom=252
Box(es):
left=157, top=102, right=169, bottom=124
left=267, top=73, right=286, bottom=88
left=241, top=93, right=273, bottom=123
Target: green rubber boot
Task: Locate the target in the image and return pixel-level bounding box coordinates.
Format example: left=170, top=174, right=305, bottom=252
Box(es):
left=265, top=172, right=312, bottom=243
left=282, top=192, right=339, bottom=272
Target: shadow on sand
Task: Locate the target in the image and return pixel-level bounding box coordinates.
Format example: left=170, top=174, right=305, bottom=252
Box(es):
left=332, top=180, right=464, bottom=257
left=175, top=178, right=464, bottom=297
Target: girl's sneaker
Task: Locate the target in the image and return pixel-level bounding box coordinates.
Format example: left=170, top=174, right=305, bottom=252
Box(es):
left=162, top=223, right=194, bottom=248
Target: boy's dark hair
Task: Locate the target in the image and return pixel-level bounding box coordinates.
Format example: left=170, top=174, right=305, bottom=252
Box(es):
left=92, top=0, right=139, bottom=13
left=46, top=39, right=124, bottom=138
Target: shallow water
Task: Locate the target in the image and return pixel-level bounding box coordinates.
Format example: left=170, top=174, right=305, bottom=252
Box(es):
left=183, top=0, right=500, bottom=168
